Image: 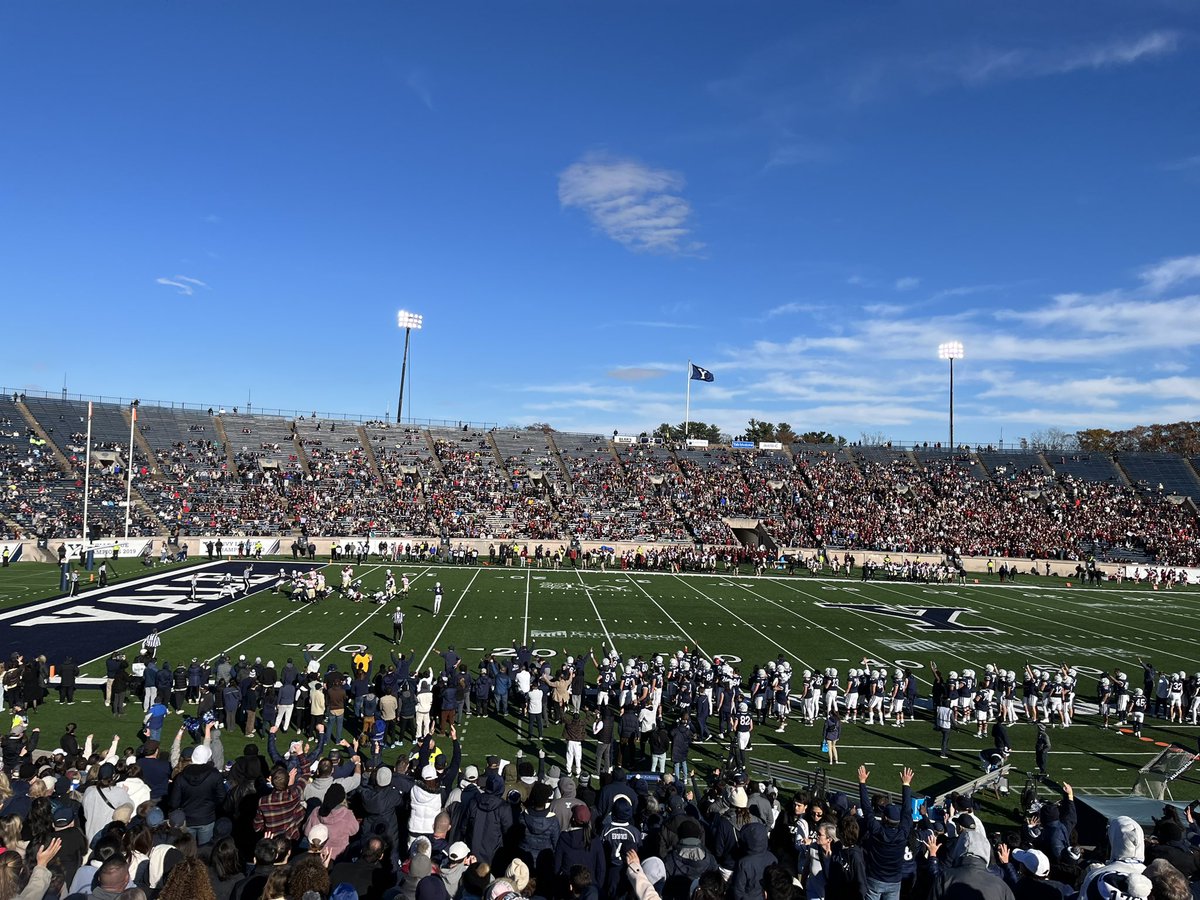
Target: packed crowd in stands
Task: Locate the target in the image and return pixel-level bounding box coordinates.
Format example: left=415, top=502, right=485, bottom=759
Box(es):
left=2, top=407, right=1199, bottom=567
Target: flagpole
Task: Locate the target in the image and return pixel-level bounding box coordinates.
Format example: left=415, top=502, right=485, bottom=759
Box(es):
left=684, top=360, right=691, bottom=445
left=124, top=404, right=136, bottom=540
left=82, top=401, right=93, bottom=543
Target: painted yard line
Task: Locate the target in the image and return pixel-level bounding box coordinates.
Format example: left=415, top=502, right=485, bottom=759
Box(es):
left=574, top=568, right=620, bottom=657
left=315, top=566, right=426, bottom=662
left=865, top=579, right=1144, bottom=672
left=947, top=581, right=1200, bottom=643
left=914, top=581, right=1199, bottom=666
left=619, top=573, right=708, bottom=658
left=668, top=574, right=814, bottom=670
left=416, top=568, right=483, bottom=673
left=224, top=564, right=390, bottom=664
left=755, top=742, right=1160, bottom=756
left=523, top=569, right=531, bottom=646
left=760, top=579, right=936, bottom=685
left=81, top=563, right=337, bottom=669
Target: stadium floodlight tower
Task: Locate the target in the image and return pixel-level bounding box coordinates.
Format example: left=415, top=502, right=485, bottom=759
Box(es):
left=396, top=310, right=423, bottom=424
left=937, top=341, right=964, bottom=450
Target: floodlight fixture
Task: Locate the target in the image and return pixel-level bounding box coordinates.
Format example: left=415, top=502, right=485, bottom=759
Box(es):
left=396, top=310, right=424, bottom=424
left=938, top=341, right=964, bottom=361
left=937, top=341, right=964, bottom=449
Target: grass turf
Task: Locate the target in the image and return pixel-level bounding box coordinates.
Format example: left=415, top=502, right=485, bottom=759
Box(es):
left=4, top=559, right=1199, bottom=825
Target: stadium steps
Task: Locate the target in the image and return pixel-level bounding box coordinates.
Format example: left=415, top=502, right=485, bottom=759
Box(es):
left=130, top=485, right=169, bottom=535
left=422, top=430, right=445, bottom=475
left=356, top=425, right=385, bottom=486
left=292, top=434, right=312, bottom=477
left=212, top=416, right=239, bottom=474
left=484, top=432, right=506, bottom=470
left=543, top=430, right=574, bottom=490
left=0, top=511, right=24, bottom=539
left=13, top=399, right=73, bottom=475
left=122, top=406, right=165, bottom=480
left=1034, top=451, right=1054, bottom=474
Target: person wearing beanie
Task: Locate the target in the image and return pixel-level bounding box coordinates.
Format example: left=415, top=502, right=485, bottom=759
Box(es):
left=305, top=782, right=360, bottom=861
left=462, top=770, right=513, bottom=868
left=168, top=736, right=226, bottom=845
left=600, top=795, right=643, bottom=896
left=359, top=763, right=407, bottom=859
left=858, top=765, right=915, bottom=900
left=553, top=802, right=606, bottom=895
left=519, top=780, right=562, bottom=879
left=663, top=817, right=718, bottom=899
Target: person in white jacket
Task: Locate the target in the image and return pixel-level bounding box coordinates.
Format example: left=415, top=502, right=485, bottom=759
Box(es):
left=1079, top=816, right=1147, bottom=900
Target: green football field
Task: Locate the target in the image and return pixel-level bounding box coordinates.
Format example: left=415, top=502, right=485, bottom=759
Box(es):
left=4, top=559, right=1199, bottom=825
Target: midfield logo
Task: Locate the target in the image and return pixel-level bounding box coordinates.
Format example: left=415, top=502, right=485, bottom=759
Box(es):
left=817, top=603, right=1000, bottom=633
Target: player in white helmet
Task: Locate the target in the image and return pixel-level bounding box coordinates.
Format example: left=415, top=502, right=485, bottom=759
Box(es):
left=1168, top=670, right=1186, bottom=723
left=432, top=581, right=443, bottom=615
left=822, top=669, right=839, bottom=719
left=1113, top=670, right=1131, bottom=724
left=801, top=669, right=818, bottom=725
left=865, top=666, right=886, bottom=725
left=845, top=668, right=861, bottom=723
left=731, top=699, right=754, bottom=769
left=1098, top=675, right=1114, bottom=728
left=1130, top=687, right=1148, bottom=737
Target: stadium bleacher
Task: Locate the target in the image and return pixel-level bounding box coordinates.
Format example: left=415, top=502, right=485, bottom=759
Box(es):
left=2, top=393, right=1198, bottom=566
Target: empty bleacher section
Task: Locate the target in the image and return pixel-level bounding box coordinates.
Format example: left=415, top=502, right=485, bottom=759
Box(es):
left=2, top=391, right=1199, bottom=565
left=1116, top=452, right=1200, bottom=501
left=1047, top=452, right=1124, bottom=485
left=14, top=396, right=159, bottom=539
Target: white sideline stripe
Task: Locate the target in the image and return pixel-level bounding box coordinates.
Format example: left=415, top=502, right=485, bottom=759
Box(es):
left=575, top=568, right=619, bottom=656
left=315, top=566, right=428, bottom=662
left=523, top=569, right=531, bottom=646
left=80, top=562, right=334, bottom=669
left=416, top=568, right=483, bottom=672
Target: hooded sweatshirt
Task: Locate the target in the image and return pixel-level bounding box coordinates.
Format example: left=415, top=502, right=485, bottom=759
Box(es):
left=551, top=777, right=582, bottom=832
left=168, top=763, right=227, bottom=827
left=1079, top=817, right=1146, bottom=900
left=464, top=778, right=512, bottom=865
left=729, top=821, right=778, bottom=900
left=305, top=804, right=360, bottom=860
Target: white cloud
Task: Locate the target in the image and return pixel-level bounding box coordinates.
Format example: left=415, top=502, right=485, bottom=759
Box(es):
left=558, top=153, right=701, bottom=254
left=155, top=275, right=208, bottom=297
left=894, top=276, right=921, bottom=291
left=1139, top=255, right=1200, bottom=293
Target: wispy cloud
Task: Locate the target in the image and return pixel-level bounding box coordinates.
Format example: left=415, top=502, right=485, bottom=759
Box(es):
left=894, top=276, right=920, bottom=291
left=960, top=31, right=1182, bottom=84
left=155, top=275, right=208, bottom=297
left=202, top=213, right=221, bottom=224
left=765, top=301, right=827, bottom=318
left=846, top=274, right=871, bottom=287
left=405, top=67, right=434, bottom=110
left=558, top=153, right=702, bottom=254
left=1162, top=154, right=1200, bottom=172
left=1139, top=254, right=1200, bottom=293
left=608, top=367, right=669, bottom=382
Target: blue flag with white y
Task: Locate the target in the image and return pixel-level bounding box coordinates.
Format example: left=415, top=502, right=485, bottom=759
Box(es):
left=689, top=363, right=714, bottom=382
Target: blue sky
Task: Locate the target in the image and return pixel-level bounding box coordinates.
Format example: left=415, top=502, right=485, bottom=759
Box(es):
left=2, top=2, right=1198, bottom=443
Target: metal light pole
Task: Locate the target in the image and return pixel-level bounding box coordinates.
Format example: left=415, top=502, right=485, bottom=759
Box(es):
left=124, top=400, right=138, bottom=539
left=938, top=341, right=964, bottom=449
left=396, top=310, right=423, bottom=424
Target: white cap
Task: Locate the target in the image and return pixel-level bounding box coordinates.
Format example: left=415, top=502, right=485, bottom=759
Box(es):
left=192, top=745, right=212, bottom=765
